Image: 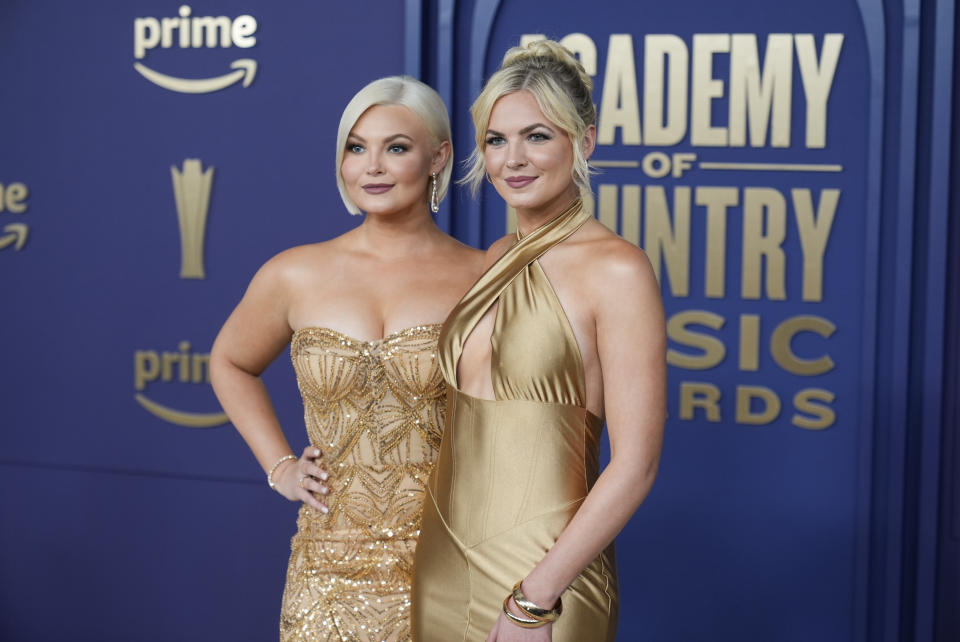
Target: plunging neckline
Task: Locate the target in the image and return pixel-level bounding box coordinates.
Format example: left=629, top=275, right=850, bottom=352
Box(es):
left=439, top=199, right=593, bottom=413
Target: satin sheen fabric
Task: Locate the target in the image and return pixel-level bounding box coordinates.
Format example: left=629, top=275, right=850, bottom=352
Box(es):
left=412, top=200, right=618, bottom=641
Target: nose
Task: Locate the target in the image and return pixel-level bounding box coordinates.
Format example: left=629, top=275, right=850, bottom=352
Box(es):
left=366, top=155, right=384, bottom=175
left=505, top=140, right=527, bottom=170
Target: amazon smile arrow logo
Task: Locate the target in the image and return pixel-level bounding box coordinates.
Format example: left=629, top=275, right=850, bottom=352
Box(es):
left=134, top=393, right=229, bottom=428
left=134, top=342, right=230, bottom=429
left=133, top=5, right=259, bottom=94
left=0, top=223, right=29, bottom=251
left=134, top=59, right=257, bottom=94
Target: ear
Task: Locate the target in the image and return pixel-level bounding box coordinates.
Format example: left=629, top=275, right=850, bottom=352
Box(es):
left=431, top=140, right=452, bottom=175
left=581, top=124, right=597, bottom=161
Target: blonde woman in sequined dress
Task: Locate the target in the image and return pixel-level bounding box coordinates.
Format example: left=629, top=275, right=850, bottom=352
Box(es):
left=210, top=76, right=482, bottom=642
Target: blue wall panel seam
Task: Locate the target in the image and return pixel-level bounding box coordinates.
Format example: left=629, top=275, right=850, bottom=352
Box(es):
left=466, top=0, right=504, bottom=248
left=913, top=0, right=956, bottom=639
left=854, top=1, right=889, bottom=641
left=404, top=0, right=423, bottom=78
left=884, top=1, right=922, bottom=640
left=0, top=459, right=261, bottom=485
left=436, top=0, right=457, bottom=234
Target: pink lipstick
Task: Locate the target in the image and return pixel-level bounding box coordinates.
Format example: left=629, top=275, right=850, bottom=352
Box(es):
left=505, top=176, right=536, bottom=188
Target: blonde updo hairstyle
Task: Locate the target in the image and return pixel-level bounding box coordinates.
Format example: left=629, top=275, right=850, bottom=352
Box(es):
left=336, top=76, right=453, bottom=215
left=463, top=39, right=596, bottom=195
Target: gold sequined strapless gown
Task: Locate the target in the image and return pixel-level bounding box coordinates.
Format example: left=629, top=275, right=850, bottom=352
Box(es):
left=281, top=325, right=444, bottom=642
left=412, top=200, right=618, bottom=641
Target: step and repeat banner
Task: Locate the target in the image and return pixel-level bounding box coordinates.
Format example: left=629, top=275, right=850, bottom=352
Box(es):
left=0, top=2, right=409, bottom=640
left=0, top=1, right=407, bottom=465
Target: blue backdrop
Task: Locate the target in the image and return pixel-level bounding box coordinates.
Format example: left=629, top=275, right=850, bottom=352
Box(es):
left=0, top=1, right=955, bottom=641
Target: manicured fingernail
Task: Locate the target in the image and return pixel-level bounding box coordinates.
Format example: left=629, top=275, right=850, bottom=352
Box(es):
left=320, top=472, right=328, bottom=481
left=320, top=505, right=329, bottom=514
left=314, top=448, right=321, bottom=457
left=320, top=486, right=329, bottom=495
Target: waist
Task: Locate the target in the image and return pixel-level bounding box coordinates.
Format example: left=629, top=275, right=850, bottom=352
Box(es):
left=428, top=387, right=602, bottom=544
left=295, top=504, right=422, bottom=541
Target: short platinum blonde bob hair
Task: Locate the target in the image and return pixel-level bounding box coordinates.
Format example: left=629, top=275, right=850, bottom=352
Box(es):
left=463, top=39, right=596, bottom=195
left=336, top=76, right=453, bottom=215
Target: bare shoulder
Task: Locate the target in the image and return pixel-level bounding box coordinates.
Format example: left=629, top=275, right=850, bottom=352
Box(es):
left=250, top=239, right=342, bottom=290
left=573, top=224, right=665, bottom=347
left=576, top=222, right=657, bottom=292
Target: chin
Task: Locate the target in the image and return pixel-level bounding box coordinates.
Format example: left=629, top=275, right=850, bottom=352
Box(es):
left=364, top=205, right=401, bottom=216
left=354, top=197, right=395, bottom=214
left=502, top=193, right=550, bottom=211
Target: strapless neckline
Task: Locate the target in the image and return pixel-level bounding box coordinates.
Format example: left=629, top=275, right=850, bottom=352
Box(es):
left=292, top=323, right=442, bottom=346
left=284, top=319, right=445, bottom=641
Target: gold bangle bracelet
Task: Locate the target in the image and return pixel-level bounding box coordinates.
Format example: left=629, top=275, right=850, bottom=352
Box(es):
left=511, top=581, right=563, bottom=622
left=502, top=595, right=548, bottom=629
left=267, top=454, right=298, bottom=491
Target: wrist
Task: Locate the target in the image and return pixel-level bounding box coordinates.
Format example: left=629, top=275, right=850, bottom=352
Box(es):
left=520, top=577, right=562, bottom=611
left=502, top=579, right=562, bottom=629
left=266, top=453, right=297, bottom=491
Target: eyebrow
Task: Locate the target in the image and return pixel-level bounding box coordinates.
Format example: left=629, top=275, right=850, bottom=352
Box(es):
left=485, top=123, right=555, bottom=137
left=346, top=133, right=415, bottom=143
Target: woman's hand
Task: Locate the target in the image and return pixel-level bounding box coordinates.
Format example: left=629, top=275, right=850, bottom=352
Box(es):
left=273, top=446, right=330, bottom=513
left=484, top=598, right=553, bottom=642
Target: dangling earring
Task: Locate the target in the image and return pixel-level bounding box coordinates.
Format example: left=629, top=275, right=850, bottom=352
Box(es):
left=430, top=172, right=439, bottom=213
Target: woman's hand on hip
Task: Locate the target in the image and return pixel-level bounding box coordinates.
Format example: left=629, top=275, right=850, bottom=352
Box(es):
left=274, top=446, right=330, bottom=512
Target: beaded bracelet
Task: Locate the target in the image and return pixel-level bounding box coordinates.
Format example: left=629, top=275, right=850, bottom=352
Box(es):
left=267, top=454, right=298, bottom=491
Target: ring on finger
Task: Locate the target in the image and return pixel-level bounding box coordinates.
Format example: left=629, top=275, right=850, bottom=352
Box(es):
left=298, top=475, right=307, bottom=489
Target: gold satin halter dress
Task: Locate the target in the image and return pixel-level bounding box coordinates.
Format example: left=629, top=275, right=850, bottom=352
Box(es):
left=411, top=200, right=618, bottom=641
left=281, top=325, right=444, bottom=642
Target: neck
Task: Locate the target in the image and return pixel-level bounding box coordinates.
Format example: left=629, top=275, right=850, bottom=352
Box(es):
left=515, top=184, right=582, bottom=237
left=354, top=199, right=442, bottom=259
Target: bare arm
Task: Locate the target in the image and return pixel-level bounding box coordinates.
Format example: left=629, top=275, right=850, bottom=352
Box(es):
left=491, top=242, right=666, bottom=640
left=209, top=253, right=329, bottom=510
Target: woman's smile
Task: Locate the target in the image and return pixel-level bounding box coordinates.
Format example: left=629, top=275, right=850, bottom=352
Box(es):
left=505, top=176, right=537, bottom=188
left=361, top=183, right=394, bottom=194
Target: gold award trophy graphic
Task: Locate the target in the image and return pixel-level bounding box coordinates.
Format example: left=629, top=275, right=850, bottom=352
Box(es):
left=171, top=159, right=212, bottom=279
left=131, top=160, right=228, bottom=428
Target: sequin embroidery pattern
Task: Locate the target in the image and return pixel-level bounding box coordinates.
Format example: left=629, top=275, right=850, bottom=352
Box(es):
left=280, top=325, right=444, bottom=642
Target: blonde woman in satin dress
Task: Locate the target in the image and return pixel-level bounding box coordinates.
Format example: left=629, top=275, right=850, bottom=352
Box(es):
left=210, top=76, right=482, bottom=641
left=411, top=41, right=666, bottom=641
